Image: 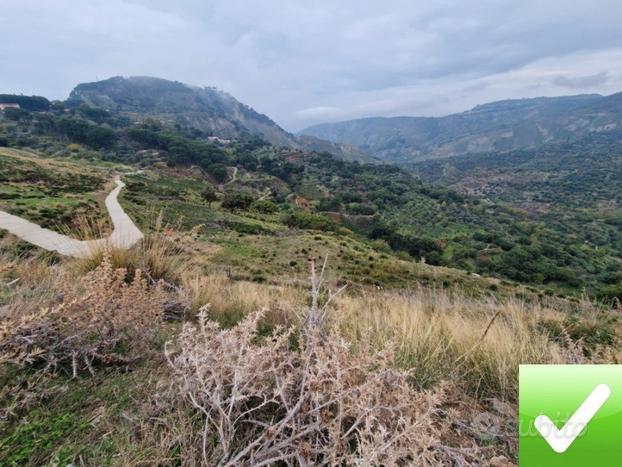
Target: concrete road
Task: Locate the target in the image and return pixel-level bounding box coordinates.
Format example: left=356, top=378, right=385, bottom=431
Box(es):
left=0, top=176, right=143, bottom=258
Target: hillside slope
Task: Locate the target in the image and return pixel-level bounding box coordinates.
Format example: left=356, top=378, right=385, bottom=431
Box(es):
left=67, top=76, right=371, bottom=162
left=3, top=94, right=622, bottom=296
left=300, top=92, right=622, bottom=162
left=68, top=76, right=298, bottom=147
left=410, top=131, right=622, bottom=209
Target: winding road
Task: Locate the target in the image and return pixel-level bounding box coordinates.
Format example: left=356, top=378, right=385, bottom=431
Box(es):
left=0, top=176, right=143, bottom=259
left=217, top=166, right=238, bottom=189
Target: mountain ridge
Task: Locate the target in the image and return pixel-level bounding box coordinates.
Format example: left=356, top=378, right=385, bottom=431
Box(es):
left=299, top=91, right=622, bottom=163
left=67, top=76, right=372, bottom=162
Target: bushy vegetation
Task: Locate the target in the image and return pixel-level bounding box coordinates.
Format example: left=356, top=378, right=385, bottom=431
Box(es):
left=283, top=210, right=335, bottom=231
left=2, top=92, right=621, bottom=295
left=56, top=117, right=116, bottom=149
left=165, top=307, right=438, bottom=465
left=126, top=121, right=230, bottom=180
left=411, top=133, right=622, bottom=295
left=221, top=190, right=253, bottom=210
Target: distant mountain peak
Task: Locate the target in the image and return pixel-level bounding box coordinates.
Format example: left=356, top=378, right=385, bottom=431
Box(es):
left=66, top=76, right=370, bottom=162
left=67, top=75, right=296, bottom=146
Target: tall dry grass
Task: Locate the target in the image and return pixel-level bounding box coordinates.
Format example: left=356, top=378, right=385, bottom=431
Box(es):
left=180, top=264, right=618, bottom=402
left=182, top=272, right=305, bottom=328
left=68, top=213, right=185, bottom=284
left=0, top=238, right=63, bottom=316
left=335, top=287, right=612, bottom=400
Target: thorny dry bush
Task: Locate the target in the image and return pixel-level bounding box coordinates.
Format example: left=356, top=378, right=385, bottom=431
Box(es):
left=162, top=261, right=499, bottom=466
left=0, top=254, right=167, bottom=376
left=166, top=310, right=445, bottom=466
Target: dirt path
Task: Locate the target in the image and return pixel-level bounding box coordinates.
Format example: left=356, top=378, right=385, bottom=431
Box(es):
left=0, top=176, right=143, bottom=258
left=224, top=167, right=238, bottom=185
left=217, top=166, right=239, bottom=191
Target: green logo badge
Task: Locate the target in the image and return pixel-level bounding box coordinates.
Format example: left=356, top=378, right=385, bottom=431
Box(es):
left=519, top=365, right=622, bottom=466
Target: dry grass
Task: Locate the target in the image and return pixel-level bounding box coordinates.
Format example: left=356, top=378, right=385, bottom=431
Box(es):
left=335, top=287, right=617, bottom=400
left=0, top=240, right=63, bottom=316
left=0, top=254, right=168, bottom=375
left=181, top=262, right=619, bottom=403
left=182, top=272, right=305, bottom=327
left=68, top=213, right=185, bottom=284
left=1, top=243, right=618, bottom=465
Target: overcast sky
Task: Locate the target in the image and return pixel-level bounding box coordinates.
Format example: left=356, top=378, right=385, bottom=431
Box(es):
left=2, top=0, right=622, bottom=131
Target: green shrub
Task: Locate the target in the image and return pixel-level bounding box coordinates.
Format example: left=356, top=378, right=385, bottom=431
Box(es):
left=597, top=284, right=622, bottom=302
left=251, top=199, right=278, bottom=214
left=347, top=203, right=376, bottom=215
left=282, top=210, right=334, bottom=231
left=222, top=191, right=253, bottom=211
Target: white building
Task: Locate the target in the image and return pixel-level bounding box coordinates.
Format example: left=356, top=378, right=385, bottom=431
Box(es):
left=0, top=103, right=20, bottom=111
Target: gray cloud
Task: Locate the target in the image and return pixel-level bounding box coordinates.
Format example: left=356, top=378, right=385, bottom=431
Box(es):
left=1, top=0, right=622, bottom=131
left=552, top=72, right=609, bottom=89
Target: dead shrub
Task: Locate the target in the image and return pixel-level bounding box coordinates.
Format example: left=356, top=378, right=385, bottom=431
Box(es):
left=162, top=262, right=466, bottom=466
left=0, top=254, right=167, bottom=376
left=165, top=309, right=450, bottom=466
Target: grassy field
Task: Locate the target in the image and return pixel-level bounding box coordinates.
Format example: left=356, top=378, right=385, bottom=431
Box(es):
left=0, top=148, right=112, bottom=232
left=117, top=169, right=527, bottom=295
